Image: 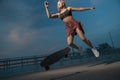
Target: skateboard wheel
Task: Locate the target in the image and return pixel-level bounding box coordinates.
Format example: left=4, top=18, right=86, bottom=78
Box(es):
left=65, top=54, right=68, bottom=58
left=45, top=66, right=50, bottom=71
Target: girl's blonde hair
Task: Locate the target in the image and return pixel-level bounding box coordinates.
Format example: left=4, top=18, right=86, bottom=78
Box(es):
left=58, top=0, right=66, bottom=12
left=58, top=0, right=65, bottom=2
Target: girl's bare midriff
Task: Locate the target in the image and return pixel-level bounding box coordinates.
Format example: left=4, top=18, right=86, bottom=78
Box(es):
left=62, top=16, right=74, bottom=23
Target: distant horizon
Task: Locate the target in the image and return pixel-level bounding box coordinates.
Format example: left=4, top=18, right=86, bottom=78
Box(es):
left=0, top=42, right=120, bottom=59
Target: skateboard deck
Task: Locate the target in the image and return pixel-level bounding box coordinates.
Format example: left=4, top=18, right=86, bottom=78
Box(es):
left=40, top=47, right=71, bottom=70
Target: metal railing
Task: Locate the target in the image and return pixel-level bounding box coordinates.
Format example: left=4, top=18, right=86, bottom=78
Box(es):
left=0, top=53, right=83, bottom=77
left=0, top=52, right=120, bottom=77
left=0, top=56, right=45, bottom=70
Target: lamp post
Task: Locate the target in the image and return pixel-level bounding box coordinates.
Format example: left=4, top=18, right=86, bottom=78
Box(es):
left=109, top=32, right=115, bottom=48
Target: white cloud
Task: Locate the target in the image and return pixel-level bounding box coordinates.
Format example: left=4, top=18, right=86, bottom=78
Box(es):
left=7, top=27, right=35, bottom=45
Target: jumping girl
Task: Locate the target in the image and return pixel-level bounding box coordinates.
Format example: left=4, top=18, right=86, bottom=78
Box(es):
left=44, top=0, right=99, bottom=57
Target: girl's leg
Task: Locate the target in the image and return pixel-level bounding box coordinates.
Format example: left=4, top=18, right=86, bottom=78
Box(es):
left=67, top=35, right=83, bottom=54
left=67, top=35, right=79, bottom=49
left=76, top=27, right=93, bottom=48
left=76, top=27, right=99, bottom=57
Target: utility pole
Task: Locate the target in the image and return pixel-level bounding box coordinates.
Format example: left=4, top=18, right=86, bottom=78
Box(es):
left=109, top=32, right=115, bottom=48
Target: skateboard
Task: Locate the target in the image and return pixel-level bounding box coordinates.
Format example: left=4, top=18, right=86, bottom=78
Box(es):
left=40, top=47, right=71, bottom=70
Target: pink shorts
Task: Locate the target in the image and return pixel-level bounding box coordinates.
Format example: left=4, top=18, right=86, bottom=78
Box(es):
left=64, top=19, right=85, bottom=37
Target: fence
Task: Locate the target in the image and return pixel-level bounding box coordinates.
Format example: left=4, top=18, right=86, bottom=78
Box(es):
left=0, top=52, right=84, bottom=77
left=0, top=52, right=120, bottom=78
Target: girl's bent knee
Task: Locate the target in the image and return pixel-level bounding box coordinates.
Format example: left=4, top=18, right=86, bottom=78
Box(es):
left=68, top=42, right=73, bottom=46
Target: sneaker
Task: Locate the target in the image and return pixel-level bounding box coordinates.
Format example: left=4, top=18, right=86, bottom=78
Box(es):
left=91, top=48, right=99, bottom=57
left=77, top=48, right=83, bottom=55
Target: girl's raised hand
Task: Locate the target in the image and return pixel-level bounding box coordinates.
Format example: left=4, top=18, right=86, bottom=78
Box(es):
left=44, top=1, right=49, bottom=8
left=91, top=7, right=95, bottom=10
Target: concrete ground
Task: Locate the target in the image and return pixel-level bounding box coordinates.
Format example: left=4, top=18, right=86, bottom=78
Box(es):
left=1, top=61, right=120, bottom=80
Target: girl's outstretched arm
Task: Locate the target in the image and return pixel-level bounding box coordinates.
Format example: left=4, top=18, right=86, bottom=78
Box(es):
left=44, top=1, right=59, bottom=18
left=68, top=7, right=95, bottom=11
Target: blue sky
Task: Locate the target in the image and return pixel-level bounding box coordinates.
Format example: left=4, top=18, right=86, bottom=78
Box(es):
left=0, top=0, right=120, bottom=58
